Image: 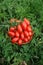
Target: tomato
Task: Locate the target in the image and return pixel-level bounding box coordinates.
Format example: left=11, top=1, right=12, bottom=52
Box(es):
left=21, top=21, right=27, bottom=30
left=24, top=31, right=29, bottom=37
left=28, top=32, right=33, bottom=36
left=17, top=25, right=22, bottom=33
left=24, top=38, right=28, bottom=42
left=27, top=26, right=32, bottom=32
left=21, top=32, right=24, bottom=40
left=27, top=27, right=32, bottom=32
left=9, top=27, right=15, bottom=32
left=18, top=39, right=22, bottom=45
left=15, top=31, right=19, bottom=37
left=28, top=36, right=31, bottom=41
left=8, top=31, right=15, bottom=37
left=11, top=37, right=18, bottom=43
left=24, top=18, right=30, bottom=25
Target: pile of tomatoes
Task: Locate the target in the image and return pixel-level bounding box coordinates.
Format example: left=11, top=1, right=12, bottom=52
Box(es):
left=8, top=18, right=33, bottom=45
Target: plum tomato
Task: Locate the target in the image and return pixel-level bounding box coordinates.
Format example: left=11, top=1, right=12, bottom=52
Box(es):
left=11, top=37, right=19, bottom=43
left=15, top=31, right=19, bottom=37
left=8, top=31, right=15, bottom=37
left=18, top=39, right=22, bottom=45
left=17, top=25, right=22, bottom=33
left=21, top=32, right=24, bottom=40
left=21, top=21, right=27, bottom=30
left=24, top=31, right=29, bottom=37
left=24, top=18, right=30, bottom=25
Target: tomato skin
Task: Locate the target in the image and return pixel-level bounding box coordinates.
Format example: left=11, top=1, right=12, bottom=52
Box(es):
left=24, top=18, right=30, bottom=25
left=21, top=22, right=27, bottom=30
left=24, top=31, right=29, bottom=37
left=10, top=27, right=15, bottom=32
left=28, top=32, right=33, bottom=36
left=21, top=32, right=24, bottom=40
left=8, top=31, right=15, bottom=37
left=24, top=38, right=28, bottom=42
left=15, top=31, right=19, bottom=37
left=27, top=26, right=32, bottom=32
left=28, top=36, right=31, bottom=41
left=11, top=37, right=18, bottom=43
left=18, top=39, right=22, bottom=45
left=17, top=25, right=22, bottom=33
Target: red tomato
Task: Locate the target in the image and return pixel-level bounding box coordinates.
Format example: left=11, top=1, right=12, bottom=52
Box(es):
left=24, top=18, right=30, bottom=25
left=24, top=38, right=28, bottom=42
left=27, top=26, right=32, bottom=32
left=15, top=31, right=19, bottom=37
left=18, top=39, right=22, bottom=45
left=28, top=32, right=33, bottom=36
left=11, top=37, right=18, bottom=43
left=24, top=31, right=29, bottom=37
left=21, top=21, right=27, bottom=30
left=21, top=32, right=24, bottom=40
left=28, top=36, right=31, bottom=41
left=10, top=27, right=15, bottom=32
left=17, top=25, right=22, bottom=33
left=8, top=31, right=15, bottom=37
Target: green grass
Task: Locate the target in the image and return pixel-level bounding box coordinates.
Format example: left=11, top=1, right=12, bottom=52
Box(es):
left=0, top=0, right=43, bottom=65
